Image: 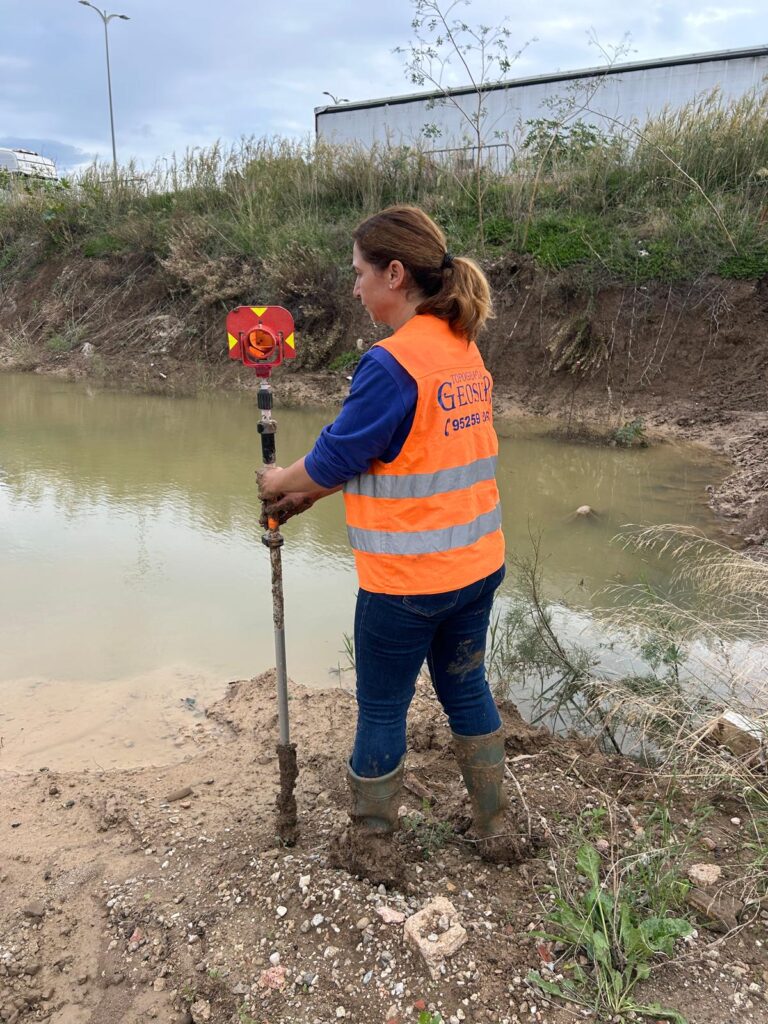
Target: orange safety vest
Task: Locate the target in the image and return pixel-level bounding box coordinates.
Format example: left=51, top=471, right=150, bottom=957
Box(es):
left=343, top=314, right=505, bottom=595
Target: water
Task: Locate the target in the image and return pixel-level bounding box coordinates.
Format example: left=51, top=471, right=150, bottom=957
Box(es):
left=0, top=373, right=730, bottom=769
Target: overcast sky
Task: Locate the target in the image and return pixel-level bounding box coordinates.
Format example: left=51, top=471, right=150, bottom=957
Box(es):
left=1, top=0, right=766, bottom=172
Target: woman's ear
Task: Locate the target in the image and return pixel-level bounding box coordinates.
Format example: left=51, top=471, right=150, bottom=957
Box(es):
left=388, top=260, right=407, bottom=289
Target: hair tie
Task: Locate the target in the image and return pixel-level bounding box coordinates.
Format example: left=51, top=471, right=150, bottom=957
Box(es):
left=441, top=251, right=454, bottom=270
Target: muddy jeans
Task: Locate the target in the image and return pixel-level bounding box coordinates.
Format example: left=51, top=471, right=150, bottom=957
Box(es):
left=350, top=564, right=505, bottom=778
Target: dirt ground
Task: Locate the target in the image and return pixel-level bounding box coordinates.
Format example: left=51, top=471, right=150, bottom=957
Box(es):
left=3, top=673, right=768, bottom=1024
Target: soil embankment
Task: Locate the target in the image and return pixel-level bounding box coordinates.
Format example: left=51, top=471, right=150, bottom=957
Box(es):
left=2, top=255, right=767, bottom=552
left=3, top=673, right=768, bottom=1024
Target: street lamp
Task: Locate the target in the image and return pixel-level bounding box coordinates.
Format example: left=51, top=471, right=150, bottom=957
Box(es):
left=78, top=1, right=130, bottom=179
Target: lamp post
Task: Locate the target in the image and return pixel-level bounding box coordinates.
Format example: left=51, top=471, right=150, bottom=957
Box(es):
left=78, top=1, right=130, bottom=179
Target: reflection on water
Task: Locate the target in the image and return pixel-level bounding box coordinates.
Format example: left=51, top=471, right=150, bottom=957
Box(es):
left=0, top=373, right=730, bottom=768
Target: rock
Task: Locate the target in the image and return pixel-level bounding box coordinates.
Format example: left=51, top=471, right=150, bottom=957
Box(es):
left=190, top=999, right=211, bottom=1022
left=575, top=505, right=594, bottom=516
left=269, top=952, right=281, bottom=966
left=81, top=342, right=95, bottom=358
left=595, top=838, right=610, bottom=855
left=22, top=901, right=45, bottom=919
left=687, top=864, right=722, bottom=887
left=153, top=977, right=167, bottom=992
left=376, top=906, right=405, bottom=925
left=404, top=897, right=467, bottom=980
left=687, top=887, right=743, bottom=933
left=702, top=711, right=763, bottom=759
left=311, top=913, right=324, bottom=927
left=336, top=1009, right=346, bottom=1019
left=258, top=965, right=287, bottom=991
left=166, top=787, right=194, bottom=803
left=276, top=906, right=288, bottom=917
left=356, top=917, right=370, bottom=930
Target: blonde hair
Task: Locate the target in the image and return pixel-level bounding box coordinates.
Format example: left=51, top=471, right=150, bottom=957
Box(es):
left=352, top=205, right=493, bottom=342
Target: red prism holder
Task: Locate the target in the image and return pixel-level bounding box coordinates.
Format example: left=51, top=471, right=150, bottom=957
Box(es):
left=226, top=305, right=296, bottom=378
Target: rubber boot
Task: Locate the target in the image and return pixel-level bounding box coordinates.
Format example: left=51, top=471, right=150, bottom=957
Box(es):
left=347, top=758, right=405, bottom=833
left=451, top=726, right=521, bottom=864
left=328, top=759, right=406, bottom=886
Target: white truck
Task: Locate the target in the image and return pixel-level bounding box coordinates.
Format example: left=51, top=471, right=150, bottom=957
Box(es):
left=0, top=147, right=58, bottom=181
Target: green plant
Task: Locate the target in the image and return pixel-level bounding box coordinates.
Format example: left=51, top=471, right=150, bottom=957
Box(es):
left=418, top=1012, right=444, bottom=1024
left=329, top=350, right=361, bottom=372
left=179, top=982, right=196, bottom=1003
left=530, top=842, right=692, bottom=1022
left=237, top=1004, right=258, bottom=1024
left=82, top=233, right=125, bottom=258
left=611, top=418, right=646, bottom=447
left=403, top=800, right=453, bottom=859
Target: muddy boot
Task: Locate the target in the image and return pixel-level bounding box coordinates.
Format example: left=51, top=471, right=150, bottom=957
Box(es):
left=451, top=727, right=525, bottom=864
left=328, top=759, right=406, bottom=887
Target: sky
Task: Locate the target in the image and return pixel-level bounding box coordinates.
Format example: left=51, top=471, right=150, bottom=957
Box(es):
left=0, top=0, right=766, bottom=172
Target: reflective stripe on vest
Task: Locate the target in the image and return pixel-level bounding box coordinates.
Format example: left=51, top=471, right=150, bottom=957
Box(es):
left=347, top=502, right=502, bottom=556
left=344, top=455, right=497, bottom=500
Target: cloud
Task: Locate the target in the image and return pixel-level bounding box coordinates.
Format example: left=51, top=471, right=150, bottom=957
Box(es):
left=0, top=0, right=766, bottom=167
left=684, top=7, right=755, bottom=29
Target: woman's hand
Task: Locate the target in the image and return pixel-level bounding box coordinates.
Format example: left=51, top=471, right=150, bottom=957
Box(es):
left=256, top=465, right=285, bottom=500
left=260, top=492, right=316, bottom=528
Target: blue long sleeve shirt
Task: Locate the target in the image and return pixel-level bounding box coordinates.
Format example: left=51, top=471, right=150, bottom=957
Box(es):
left=305, top=347, right=418, bottom=489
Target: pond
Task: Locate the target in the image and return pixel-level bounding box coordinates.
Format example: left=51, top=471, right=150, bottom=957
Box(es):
left=0, top=373, right=730, bottom=769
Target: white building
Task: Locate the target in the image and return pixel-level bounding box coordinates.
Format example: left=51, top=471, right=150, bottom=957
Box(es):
left=315, top=47, right=768, bottom=165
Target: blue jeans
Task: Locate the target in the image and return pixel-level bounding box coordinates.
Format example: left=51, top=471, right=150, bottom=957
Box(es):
left=350, top=564, right=505, bottom=778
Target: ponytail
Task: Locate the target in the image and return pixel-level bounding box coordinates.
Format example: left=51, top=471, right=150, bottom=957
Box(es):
left=352, top=205, right=493, bottom=342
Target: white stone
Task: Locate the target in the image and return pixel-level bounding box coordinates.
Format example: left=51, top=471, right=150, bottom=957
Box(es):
left=190, top=999, right=211, bottom=1022
left=687, top=863, right=722, bottom=887
left=403, top=897, right=467, bottom=980
left=269, top=952, right=281, bottom=966
left=376, top=906, right=405, bottom=925
left=276, top=906, right=288, bottom=917
left=311, top=914, right=324, bottom=927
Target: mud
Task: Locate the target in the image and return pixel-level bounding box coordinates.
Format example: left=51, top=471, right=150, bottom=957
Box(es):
left=327, top=827, right=407, bottom=889
left=275, top=741, right=299, bottom=846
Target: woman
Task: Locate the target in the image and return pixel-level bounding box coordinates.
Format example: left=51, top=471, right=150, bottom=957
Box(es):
left=258, top=205, right=513, bottom=876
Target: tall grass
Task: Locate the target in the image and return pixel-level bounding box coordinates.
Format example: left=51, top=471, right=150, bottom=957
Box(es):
left=1, top=85, right=767, bottom=291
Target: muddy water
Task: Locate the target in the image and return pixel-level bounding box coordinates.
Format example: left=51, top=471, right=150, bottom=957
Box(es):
left=0, top=374, right=729, bottom=770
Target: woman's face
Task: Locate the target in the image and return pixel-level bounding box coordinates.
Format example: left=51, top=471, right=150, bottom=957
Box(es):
left=352, top=242, right=399, bottom=327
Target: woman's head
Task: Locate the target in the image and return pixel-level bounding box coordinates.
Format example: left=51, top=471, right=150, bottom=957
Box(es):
left=352, top=205, right=493, bottom=342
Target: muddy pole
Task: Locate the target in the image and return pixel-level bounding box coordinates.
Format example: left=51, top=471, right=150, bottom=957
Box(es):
left=258, top=380, right=298, bottom=845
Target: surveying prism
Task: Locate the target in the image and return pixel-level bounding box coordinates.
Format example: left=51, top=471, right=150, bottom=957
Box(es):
left=226, top=303, right=298, bottom=844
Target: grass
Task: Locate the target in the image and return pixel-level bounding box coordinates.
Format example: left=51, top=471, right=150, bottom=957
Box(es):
left=1, top=86, right=767, bottom=302
left=403, top=800, right=454, bottom=859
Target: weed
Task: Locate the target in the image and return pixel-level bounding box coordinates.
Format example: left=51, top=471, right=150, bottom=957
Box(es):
left=179, top=983, right=196, bottom=1003
left=403, top=800, right=453, bottom=859
left=340, top=632, right=355, bottom=672
left=45, top=319, right=85, bottom=355
left=611, top=418, right=647, bottom=447
left=237, top=1005, right=258, bottom=1024
left=418, top=1012, right=444, bottom=1024
left=328, top=350, right=361, bottom=372
left=530, top=838, right=692, bottom=1022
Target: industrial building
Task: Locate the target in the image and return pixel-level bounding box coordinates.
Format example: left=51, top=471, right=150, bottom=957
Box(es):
left=315, top=46, right=768, bottom=165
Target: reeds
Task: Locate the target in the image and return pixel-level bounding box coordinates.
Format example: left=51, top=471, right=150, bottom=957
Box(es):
left=1, top=85, right=767, bottom=287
